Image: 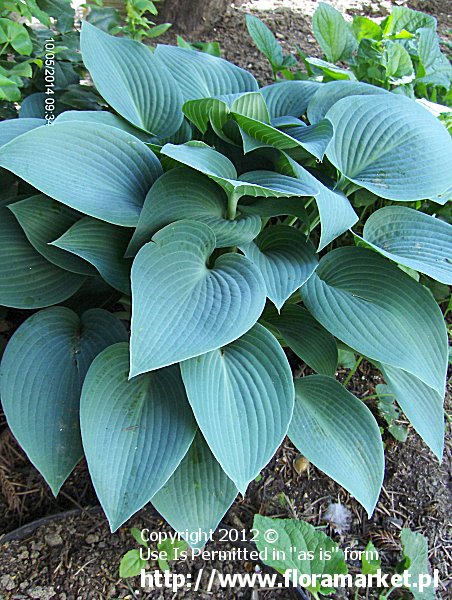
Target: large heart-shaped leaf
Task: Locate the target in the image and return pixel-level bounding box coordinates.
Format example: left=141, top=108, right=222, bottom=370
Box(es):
left=0, top=122, right=162, bottom=226
left=239, top=225, right=318, bottom=310
left=261, top=81, right=321, bottom=119
left=130, top=220, right=266, bottom=376
left=0, top=308, right=128, bottom=494
left=379, top=363, right=444, bottom=460
left=8, top=195, right=94, bottom=276
left=289, top=376, right=384, bottom=515
left=81, top=342, right=196, bottom=531
left=261, top=304, right=338, bottom=376
left=160, top=143, right=318, bottom=201
left=80, top=22, right=183, bottom=138
left=325, top=94, right=452, bottom=201
left=0, top=204, right=85, bottom=308
left=52, top=217, right=133, bottom=295
left=180, top=324, right=294, bottom=493
left=0, top=117, right=44, bottom=146
left=126, top=167, right=261, bottom=256
left=155, top=44, right=258, bottom=101
left=152, top=432, right=238, bottom=549
left=55, top=110, right=157, bottom=143
left=359, top=206, right=452, bottom=285
left=307, top=80, right=388, bottom=124
left=300, top=247, right=448, bottom=393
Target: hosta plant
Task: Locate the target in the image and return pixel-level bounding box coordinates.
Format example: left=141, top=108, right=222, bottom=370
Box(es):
left=0, top=22, right=451, bottom=545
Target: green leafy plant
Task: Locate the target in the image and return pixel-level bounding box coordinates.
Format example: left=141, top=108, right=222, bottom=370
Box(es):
left=310, top=3, right=452, bottom=105
left=253, top=514, right=347, bottom=598
left=119, top=528, right=149, bottom=578
left=0, top=21, right=451, bottom=548
left=119, top=527, right=187, bottom=577
left=246, top=5, right=452, bottom=106
left=118, top=0, right=171, bottom=41
left=0, top=0, right=118, bottom=116
left=246, top=14, right=297, bottom=79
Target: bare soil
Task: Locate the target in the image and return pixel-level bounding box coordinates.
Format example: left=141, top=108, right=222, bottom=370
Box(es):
left=1, top=1, right=451, bottom=598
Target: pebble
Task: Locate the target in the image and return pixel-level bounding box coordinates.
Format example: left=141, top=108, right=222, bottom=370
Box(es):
left=0, top=574, right=16, bottom=591
left=28, top=586, right=57, bottom=599
left=45, top=533, right=63, bottom=547
left=85, top=534, right=99, bottom=544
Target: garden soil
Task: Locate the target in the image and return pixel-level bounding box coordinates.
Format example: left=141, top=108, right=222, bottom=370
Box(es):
left=0, top=1, right=451, bottom=598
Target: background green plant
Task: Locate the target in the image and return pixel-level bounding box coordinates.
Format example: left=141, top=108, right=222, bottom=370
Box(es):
left=246, top=3, right=452, bottom=107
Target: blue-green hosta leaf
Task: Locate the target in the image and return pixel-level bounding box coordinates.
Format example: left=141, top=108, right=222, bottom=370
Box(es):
left=0, top=117, right=44, bottom=146
left=180, top=324, right=294, bottom=493
left=80, top=22, right=183, bottom=138
left=312, top=2, right=356, bottom=63
left=80, top=342, right=196, bottom=531
left=0, top=122, right=162, bottom=226
left=300, top=247, right=448, bottom=394
left=232, top=113, right=333, bottom=160
left=261, top=304, right=338, bottom=376
left=289, top=376, right=384, bottom=515
left=261, top=81, right=321, bottom=119
left=19, top=93, right=47, bottom=118
left=385, top=43, right=414, bottom=82
left=183, top=92, right=266, bottom=144
left=325, top=94, right=452, bottom=201
left=52, top=217, right=132, bottom=295
left=8, top=195, right=95, bottom=276
left=152, top=432, right=238, bottom=549
left=55, top=110, right=157, bottom=143
left=231, top=91, right=270, bottom=122
left=307, top=80, right=388, bottom=124
left=239, top=226, right=318, bottom=310
left=183, top=97, right=229, bottom=134
left=160, top=143, right=318, bottom=199
left=126, top=168, right=261, bottom=257
left=379, top=364, right=444, bottom=460
left=359, top=206, right=452, bottom=285
left=130, top=220, right=266, bottom=376
left=0, top=307, right=127, bottom=494
left=154, top=44, right=258, bottom=101
left=277, top=154, right=358, bottom=250
left=0, top=205, right=85, bottom=308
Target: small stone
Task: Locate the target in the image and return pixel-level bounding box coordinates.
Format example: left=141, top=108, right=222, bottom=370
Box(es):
left=0, top=574, right=16, bottom=591
left=29, top=586, right=56, bottom=600
left=45, top=533, right=63, bottom=547
left=85, top=534, right=99, bottom=545
left=18, top=550, right=29, bottom=560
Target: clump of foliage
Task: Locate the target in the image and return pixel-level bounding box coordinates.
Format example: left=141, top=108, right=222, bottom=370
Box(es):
left=0, top=22, right=451, bottom=545
left=246, top=4, right=452, bottom=106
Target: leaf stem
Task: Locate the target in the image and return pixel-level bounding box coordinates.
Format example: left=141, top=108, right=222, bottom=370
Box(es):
left=343, top=355, right=363, bottom=387
left=227, top=190, right=240, bottom=220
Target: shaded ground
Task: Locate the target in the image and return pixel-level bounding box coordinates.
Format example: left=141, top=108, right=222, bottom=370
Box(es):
left=1, top=0, right=451, bottom=598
